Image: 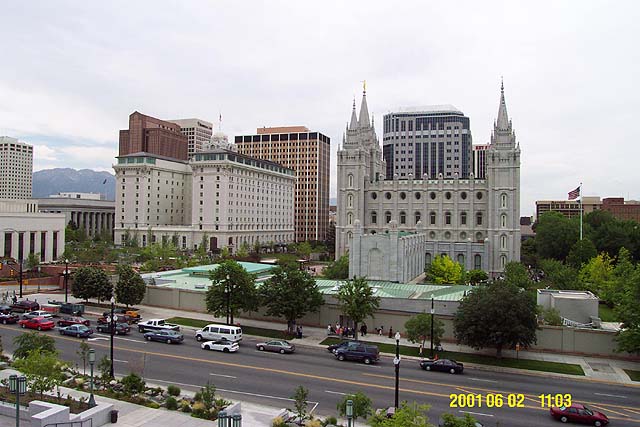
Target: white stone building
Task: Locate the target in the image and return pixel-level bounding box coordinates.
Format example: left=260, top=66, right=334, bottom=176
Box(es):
left=337, top=83, right=521, bottom=276
left=113, top=148, right=295, bottom=252
left=0, top=136, right=33, bottom=200
left=35, top=195, right=115, bottom=238
left=169, top=118, right=214, bottom=158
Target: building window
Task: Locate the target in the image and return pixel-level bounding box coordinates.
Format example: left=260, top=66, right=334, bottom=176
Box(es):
left=475, top=232, right=483, bottom=242
left=371, top=192, right=377, bottom=200
left=425, top=253, right=432, bottom=267
left=385, top=192, right=392, bottom=200
left=457, top=253, right=465, bottom=265
left=371, top=211, right=377, bottom=224
left=501, top=193, right=507, bottom=208
left=430, top=192, right=436, bottom=200
left=476, top=212, right=483, bottom=226
left=347, top=194, right=353, bottom=208
left=460, top=211, right=467, bottom=225
left=476, top=191, right=483, bottom=200
left=474, top=254, right=482, bottom=269
left=415, top=192, right=421, bottom=200
left=461, top=191, right=467, bottom=200
left=501, top=214, right=507, bottom=228
left=445, top=212, right=451, bottom=225
left=501, top=234, right=507, bottom=249
left=400, top=192, right=406, bottom=200
left=347, top=213, right=353, bottom=225
left=400, top=211, right=406, bottom=225
left=385, top=211, right=392, bottom=223
left=445, top=191, right=451, bottom=200
left=348, top=174, right=354, bottom=187
left=500, top=255, right=507, bottom=269
left=430, top=211, right=436, bottom=225
left=415, top=211, right=421, bottom=224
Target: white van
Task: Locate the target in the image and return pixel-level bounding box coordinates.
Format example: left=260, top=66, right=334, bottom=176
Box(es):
left=195, top=324, right=243, bottom=343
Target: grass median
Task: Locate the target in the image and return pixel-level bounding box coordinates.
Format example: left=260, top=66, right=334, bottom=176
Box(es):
left=321, top=337, right=585, bottom=376
left=624, top=369, right=640, bottom=382
left=165, top=317, right=294, bottom=340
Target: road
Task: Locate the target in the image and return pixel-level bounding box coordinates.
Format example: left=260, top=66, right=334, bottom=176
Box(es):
left=1, top=321, right=639, bottom=427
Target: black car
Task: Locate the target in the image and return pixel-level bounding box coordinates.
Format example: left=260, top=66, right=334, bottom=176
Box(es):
left=143, top=329, right=184, bottom=344
left=96, top=322, right=131, bottom=335
left=335, top=344, right=380, bottom=364
left=0, top=312, right=19, bottom=324
left=420, top=358, right=464, bottom=374
left=327, top=340, right=362, bottom=353
left=0, top=304, right=12, bottom=314
left=10, top=300, right=40, bottom=313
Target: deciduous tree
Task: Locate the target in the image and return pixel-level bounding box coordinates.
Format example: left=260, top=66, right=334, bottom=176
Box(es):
left=369, top=401, right=434, bottom=427
left=206, top=260, right=258, bottom=324
left=535, top=212, right=579, bottom=261
left=567, top=239, right=597, bottom=269
left=539, top=259, right=578, bottom=290
left=13, top=332, right=56, bottom=359
left=425, top=255, right=464, bottom=284
left=465, top=269, right=488, bottom=285
left=336, top=392, right=372, bottom=421
left=289, top=385, right=310, bottom=426
left=12, top=349, right=66, bottom=398
left=335, top=277, right=380, bottom=340
left=404, top=313, right=444, bottom=354
left=323, top=254, right=349, bottom=279
left=260, top=265, right=324, bottom=334
left=115, top=264, right=146, bottom=307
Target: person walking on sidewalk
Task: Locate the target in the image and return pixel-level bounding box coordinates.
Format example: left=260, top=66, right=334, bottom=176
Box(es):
left=379, top=325, right=384, bottom=336
left=388, top=326, right=393, bottom=338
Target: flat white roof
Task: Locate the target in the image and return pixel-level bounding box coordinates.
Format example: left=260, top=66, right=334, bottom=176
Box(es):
left=392, top=105, right=463, bottom=114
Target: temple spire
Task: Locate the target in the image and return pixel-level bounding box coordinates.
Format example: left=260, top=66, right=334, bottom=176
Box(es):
left=358, top=82, right=370, bottom=128
left=496, top=78, right=509, bottom=130
left=349, top=96, right=358, bottom=130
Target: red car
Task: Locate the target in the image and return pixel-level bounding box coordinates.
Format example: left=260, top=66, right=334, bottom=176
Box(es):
left=550, top=403, right=609, bottom=426
left=19, top=317, right=55, bottom=331
left=57, top=316, right=90, bottom=327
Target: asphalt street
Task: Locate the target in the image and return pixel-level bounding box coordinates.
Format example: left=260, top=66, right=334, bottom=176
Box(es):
left=1, top=321, right=639, bottom=427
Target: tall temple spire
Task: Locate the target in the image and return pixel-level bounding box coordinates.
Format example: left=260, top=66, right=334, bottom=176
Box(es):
left=496, top=78, right=510, bottom=130
left=358, top=81, right=370, bottom=128
left=349, top=96, right=358, bottom=130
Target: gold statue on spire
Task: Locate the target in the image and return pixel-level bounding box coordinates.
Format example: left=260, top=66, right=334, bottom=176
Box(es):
left=363, top=79, right=367, bottom=92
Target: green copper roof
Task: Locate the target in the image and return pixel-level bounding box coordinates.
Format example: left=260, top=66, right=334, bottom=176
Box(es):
left=182, top=262, right=276, bottom=275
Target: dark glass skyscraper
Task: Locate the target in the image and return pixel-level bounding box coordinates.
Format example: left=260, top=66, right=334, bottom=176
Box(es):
left=382, top=106, right=472, bottom=179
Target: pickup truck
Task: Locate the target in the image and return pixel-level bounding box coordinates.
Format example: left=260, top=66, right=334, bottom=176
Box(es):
left=137, top=319, right=180, bottom=333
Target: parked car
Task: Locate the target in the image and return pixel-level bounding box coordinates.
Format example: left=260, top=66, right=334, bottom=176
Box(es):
left=143, top=329, right=184, bottom=344
left=105, top=309, right=140, bottom=322
left=97, top=314, right=131, bottom=325
left=11, top=300, right=40, bottom=313
left=195, top=324, right=243, bottom=343
left=327, top=340, right=362, bottom=353
left=0, top=312, right=20, bottom=324
left=420, top=358, right=464, bottom=374
left=201, top=339, right=240, bottom=353
left=57, top=316, right=90, bottom=327
left=18, top=317, right=55, bottom=331
left=59, top=324, right=94, bottom=338
left=96, top=322, right=131, bottom=335
left=550, top=403, right=609, bottom=426
left=0, top=304, right=12, bottom=314
left=22, top=310, right=53, bottom=320
left=334, top=344, right=380, bottom=364
left=256, top=340, right=295, bottom=354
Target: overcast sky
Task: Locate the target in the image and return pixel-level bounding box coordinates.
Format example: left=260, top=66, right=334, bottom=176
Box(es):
left=1, top=1, right=639, bottom=216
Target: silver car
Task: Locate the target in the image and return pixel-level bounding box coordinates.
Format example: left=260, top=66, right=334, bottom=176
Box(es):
left=256, top=340, right=295, bottom=354
left=22, top=310, right=53, bottom=320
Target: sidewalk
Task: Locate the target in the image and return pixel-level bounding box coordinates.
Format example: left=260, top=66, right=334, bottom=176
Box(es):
left=30, top=292, right=640, bottom=385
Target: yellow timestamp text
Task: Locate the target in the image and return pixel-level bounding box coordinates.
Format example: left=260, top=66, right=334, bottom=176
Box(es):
left=538, top=393, right=572, bottom=408
left=449, top=393, right=525, bottom=408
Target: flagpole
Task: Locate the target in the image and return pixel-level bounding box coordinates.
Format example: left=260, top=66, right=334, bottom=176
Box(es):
left=579, top=182, right=583, bottom=241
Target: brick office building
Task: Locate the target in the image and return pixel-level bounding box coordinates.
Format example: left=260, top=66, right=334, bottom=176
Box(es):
left=602, top=197, right=640, bottom=222
left=119, top=112, right=188, bottom=161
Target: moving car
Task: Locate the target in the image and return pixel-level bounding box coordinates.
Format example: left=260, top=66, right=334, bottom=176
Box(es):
left=59, top=324, right=94, bottom=338
left=195, top=324, right=243, bottom=343
left=256, top=340, right=295, bottom=354
left=96, top=322, right=131, bottom=335
left=334, top=344, right=380, bottom=364
left=0, top=312, right=19, bottom=324
left=327, top=340, right=362, bottom=353
left=137, top=318, right=180, bottom=333
left=420, top=358, right=464, bottom=374
left=22, top=310, right=53, bottom=320
left=19, top=316, right=55, bottom=331
left=143, top=329, right=184, bottom=344
left=201, top=339, right=239, bottom=353
left=105, top=309, right=141, bottom=322
left=10, top=300, right=40, bottom=313
left=57, top=316, right=90, bottom=327
left=550, top=403, right=609, bottom=426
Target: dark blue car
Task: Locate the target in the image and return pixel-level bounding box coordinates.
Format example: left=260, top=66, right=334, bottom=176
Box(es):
left=59, top=324, right=94, bottom=338
left=143, top=329, right=184, bottom=344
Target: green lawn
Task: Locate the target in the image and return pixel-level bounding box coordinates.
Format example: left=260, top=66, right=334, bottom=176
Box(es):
left=166, top=317, right=295, bottom=340
left=624, top=369, right=640, bottom=382
left=598, top=304, right=619, bottom=322
left=320, top=338, right=585, bottom=376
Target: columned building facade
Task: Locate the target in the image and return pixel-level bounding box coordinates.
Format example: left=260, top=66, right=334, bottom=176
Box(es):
left=336, top=83, right=521, bottom=276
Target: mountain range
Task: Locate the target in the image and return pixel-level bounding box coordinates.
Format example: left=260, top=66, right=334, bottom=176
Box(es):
left=32, top=168, right=116, bottom=200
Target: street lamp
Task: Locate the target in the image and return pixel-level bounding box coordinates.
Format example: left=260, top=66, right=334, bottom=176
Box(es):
left=346, top=399, right=353, bottom=427
left=110, top=296, right=115, bottom=379
left=225, top=274, right=230, bottom=325
left=18, top=258, right=23, bottom=298
left=394, top=331, right=401, bottom=409
left=64, top=258, right=69, bottom=303
left=9, top=374, right=27, bottom=427
left=88, top=348, right=96, bottom=408
left=430, top=296, right=435, bottom=358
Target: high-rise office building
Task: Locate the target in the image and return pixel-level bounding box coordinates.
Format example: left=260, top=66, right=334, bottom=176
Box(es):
left=119, top=112, right=188, bottom=161
left=382, top=106, right=472, bottom=179
left=0, top=136, right=33, bottom=199
left=235, top=126, right=330, bottom=242
left=473, top=144, right=489, bottom=179
left=169, top=118, right=213, bottom=157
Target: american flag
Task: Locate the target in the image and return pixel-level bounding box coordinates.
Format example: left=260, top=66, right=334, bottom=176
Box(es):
left=568, top=186, right=580, bottom=200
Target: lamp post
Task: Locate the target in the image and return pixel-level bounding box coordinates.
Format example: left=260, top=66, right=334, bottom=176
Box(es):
left=225, top=274, right=230, bottom=325
left=64, top=258, right=69, bottom=303
left=430, top=297, right=435, bottom=358
left=110, top=296, right=115, bottom=379
left=9, top=374, right=27, bottom=427
left=346, top=399, right=353, bottom=427
left=18, top=259, right=23, bottom=298
left=394, top=331, right=401, bottom=409
left=88, top=348, right=96, bottom=407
